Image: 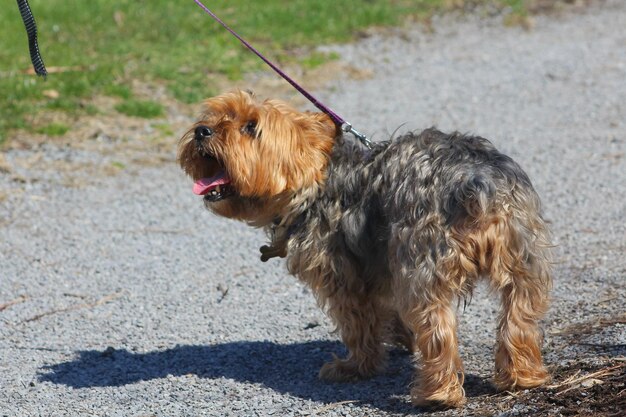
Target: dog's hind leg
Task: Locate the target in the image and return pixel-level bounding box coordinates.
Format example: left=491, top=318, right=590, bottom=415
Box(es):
left=494, top=278, right=550, bottom=391
left=390, top=228, right=468, bottom=408
left=488, top=213, right=552, bottom=391
left=405, top=291, right=466, bottom=408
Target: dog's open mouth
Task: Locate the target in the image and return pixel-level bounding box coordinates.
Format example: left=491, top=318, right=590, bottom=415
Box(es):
left=193, top=169, right=235, bottom=202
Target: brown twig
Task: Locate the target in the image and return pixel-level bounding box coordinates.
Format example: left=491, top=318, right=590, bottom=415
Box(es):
left=217, top=284, right=229, bottom=303
left=551, top=313, right=626, bottom=336
left=21, top=291, right=124, bottom=323
left=546, top=363, right=625, bottom=395
left=0, top=295, right=29, bottom=312
left=545, top=370, right=581, bottom=389
left=23, top=65, right=96, bottom=75
left=595, top=295, right=618, bottom=305
left=314, top=400, right=358, bottom=415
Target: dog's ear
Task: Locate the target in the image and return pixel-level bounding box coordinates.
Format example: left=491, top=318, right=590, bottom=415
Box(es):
left=304, top=112, right=340, bottom=140
left=261, top=111, right=335, bottom=192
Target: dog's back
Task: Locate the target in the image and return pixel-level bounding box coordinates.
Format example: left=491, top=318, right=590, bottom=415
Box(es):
left=318, top=128, right=549, bottom=282
left=287, top=128, right=551, bottom=406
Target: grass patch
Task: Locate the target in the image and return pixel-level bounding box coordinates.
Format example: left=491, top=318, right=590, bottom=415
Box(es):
left=300, top=51, right=341, bottom=70
left=36, top=122, right=70, bottom=136
left=0, top=0, right=532, bottom=143
left=104, top=84, right=133, bottom=99
left=114, top=99, right=164, bottom=118
left=502, top=0, right=528, bottom=15
left=153, top=123, right=174, bottom=137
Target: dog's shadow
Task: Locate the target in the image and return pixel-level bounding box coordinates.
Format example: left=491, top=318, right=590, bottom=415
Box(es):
left=39, top=341, right=494, bottom=413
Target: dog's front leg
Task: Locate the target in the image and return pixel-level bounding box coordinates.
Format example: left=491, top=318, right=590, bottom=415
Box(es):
left=318, top=291, right=387, bottom=382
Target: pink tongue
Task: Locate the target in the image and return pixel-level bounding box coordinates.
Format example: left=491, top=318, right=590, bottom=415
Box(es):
left=193, top=171, right=231, bottom=195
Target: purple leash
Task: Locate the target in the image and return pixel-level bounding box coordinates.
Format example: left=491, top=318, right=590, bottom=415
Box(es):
left=192, top=0, right=372, bottom=149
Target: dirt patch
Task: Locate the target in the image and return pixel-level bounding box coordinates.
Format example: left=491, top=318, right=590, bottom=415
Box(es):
left=462, top=359, right=626, bottom=417
left=528, top=360, right=625, bottom=416
left=527, top=0, right=599, bottom=15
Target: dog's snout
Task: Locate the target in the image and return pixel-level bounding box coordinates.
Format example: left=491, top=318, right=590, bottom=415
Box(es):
left=194, top=125, right=214, bottom=142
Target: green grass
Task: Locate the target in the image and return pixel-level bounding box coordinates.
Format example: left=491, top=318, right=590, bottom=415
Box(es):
left=114, top=99, right=164, bottom=118
left=153, top=123, right=175, bottom=138
left=104, top=84, right=133, bottom=99
left=0, top=0, right=530, bottom=144
left=36, top=122, right=70, bottom=136
left=300, top=51, right=341, bottom=70
left=502, top=0, right=528, bottom=15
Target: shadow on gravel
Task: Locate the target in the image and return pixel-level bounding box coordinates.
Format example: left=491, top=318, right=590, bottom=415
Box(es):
left=39, top=341, right=493, bottom=413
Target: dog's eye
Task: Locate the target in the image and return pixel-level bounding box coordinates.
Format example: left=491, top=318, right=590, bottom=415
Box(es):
left=243, top=121, right=257, bottom=137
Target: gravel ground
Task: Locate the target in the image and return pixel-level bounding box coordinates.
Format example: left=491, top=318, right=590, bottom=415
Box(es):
left=1, top=1, right=625, bottom=416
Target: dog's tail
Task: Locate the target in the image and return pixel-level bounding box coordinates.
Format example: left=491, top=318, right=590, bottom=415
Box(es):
left=444, top=172, right=498, bottom=224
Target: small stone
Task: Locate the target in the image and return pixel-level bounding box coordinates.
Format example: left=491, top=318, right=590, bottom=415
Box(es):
left=101, top=346, right=116, bottom=357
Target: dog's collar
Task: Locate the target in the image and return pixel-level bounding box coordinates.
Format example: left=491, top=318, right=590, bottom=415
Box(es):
left=272, top=213, right=306, bottom=240
left=259, top=214, right=307, bottom=262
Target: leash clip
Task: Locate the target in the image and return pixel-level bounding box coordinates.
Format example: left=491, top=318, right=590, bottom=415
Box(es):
left=341, top=122, right=372, bottom=149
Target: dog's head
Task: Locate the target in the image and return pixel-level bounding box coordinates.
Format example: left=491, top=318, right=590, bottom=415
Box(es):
left=178, top=90, right=337, bottom=225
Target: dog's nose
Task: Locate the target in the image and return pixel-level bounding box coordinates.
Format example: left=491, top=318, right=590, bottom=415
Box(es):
left=194, top=125, right=214, bottom=142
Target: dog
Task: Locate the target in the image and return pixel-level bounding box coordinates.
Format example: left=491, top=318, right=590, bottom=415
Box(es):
left=178, top=90, right=552, bottom=408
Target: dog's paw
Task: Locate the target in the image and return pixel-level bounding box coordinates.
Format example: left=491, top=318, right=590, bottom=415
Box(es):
left=319, top=357, right=383, bottom=382
left=319, top=359, right=364, bottom=382
left=494, top=364, right=550, bottom=391
left=410, top=384, right=466, bottom=409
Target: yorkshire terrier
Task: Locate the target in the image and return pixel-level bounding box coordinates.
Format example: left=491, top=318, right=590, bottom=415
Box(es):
left=178, top=90, right=552, bottom=408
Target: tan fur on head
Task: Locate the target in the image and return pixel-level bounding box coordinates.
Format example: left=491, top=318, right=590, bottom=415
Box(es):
left=178, top=90, right=337, bottom=224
